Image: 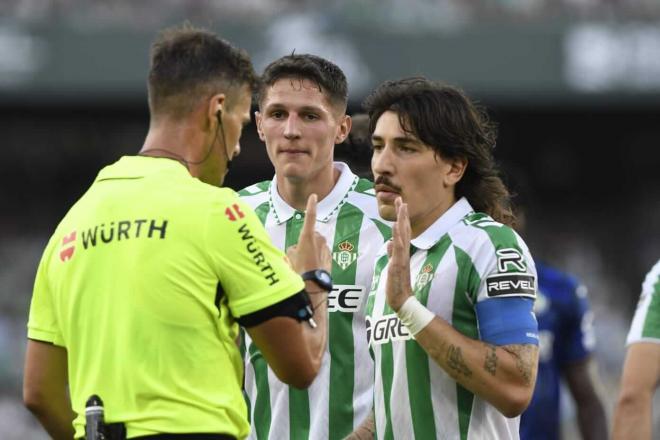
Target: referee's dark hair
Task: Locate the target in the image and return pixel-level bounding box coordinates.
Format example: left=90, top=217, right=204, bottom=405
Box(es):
left=148, top=22, right=258, bottom=120
left=257, top=53, right=348, bottom=113
left=363, top=77, right=515, bottom=226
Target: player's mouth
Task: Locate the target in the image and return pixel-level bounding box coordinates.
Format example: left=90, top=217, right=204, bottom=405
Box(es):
left=374, top=177, right=402, bottom=203
left=279, top=148, right=309, bottom=157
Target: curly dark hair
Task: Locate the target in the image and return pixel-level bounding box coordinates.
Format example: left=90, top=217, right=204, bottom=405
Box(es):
left=148, top=23, right=258, bottom=118
left=363, top=77, right=515, bottom=226
left=257, top=53, right=348, bottom=113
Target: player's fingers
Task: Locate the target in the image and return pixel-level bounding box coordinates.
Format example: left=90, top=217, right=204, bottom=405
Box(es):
left=392, top=197, right=404, bottom=245
left=314, top=232, right=327, bottom=248
left=319, top=240, right=332, bottom=270
left=399, top=201, right=411, bottom=243
left=300, top=193, right=318, bottom=238
left=286, top=244, right=297, bottom=257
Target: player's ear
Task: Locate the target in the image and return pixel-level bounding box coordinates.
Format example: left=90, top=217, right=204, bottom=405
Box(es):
left=443, top=156, right=467, bottom=187
left=335, top=114, right=352, bottom=144
left=255, top=111, right=265, bottom=141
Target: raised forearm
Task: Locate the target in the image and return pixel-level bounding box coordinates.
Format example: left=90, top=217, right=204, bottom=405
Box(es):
left=414, top=317, right=538, bottom=417
left=302, top=286, right=329, bottom=371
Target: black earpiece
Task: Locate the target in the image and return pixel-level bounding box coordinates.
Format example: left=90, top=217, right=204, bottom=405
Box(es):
left=216, top=109, right=222, bottom=122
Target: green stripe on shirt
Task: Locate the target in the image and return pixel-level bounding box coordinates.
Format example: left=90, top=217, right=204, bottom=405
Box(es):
left=286, top=212, right=310, bottom=440
left=328, top=203, right=363, bottom=439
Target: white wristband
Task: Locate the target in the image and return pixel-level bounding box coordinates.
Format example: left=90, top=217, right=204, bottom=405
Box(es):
left=396, top=296, right=435, bottom=336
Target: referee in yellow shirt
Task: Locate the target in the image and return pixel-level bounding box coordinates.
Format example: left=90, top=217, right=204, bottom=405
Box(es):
left=23, top=24, right=331, bottom=440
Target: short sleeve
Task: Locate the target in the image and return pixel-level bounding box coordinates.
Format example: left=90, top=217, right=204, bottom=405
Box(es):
left=206, top=195, right=304, bottom=318
left=27, top=239, right=64, bottom=346
left=472, top=227, right=539, bottom=346
left=626, top=259, right=660, bottom=345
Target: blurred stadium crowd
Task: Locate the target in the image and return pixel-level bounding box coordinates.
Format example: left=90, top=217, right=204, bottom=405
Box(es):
left=1, top=1, right=660, bottom=438
left=3, top=0, right=660, bottom=29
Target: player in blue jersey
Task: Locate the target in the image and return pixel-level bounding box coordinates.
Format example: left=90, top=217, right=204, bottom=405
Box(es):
left=519, top=263, right=607, bottom=440
left=508, top=168, right=608, bottom=440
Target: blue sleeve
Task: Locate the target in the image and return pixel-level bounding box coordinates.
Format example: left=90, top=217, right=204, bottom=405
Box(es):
left=557, top=284, right=594, bottom=364
left=475, top=297, right=539, bottom=345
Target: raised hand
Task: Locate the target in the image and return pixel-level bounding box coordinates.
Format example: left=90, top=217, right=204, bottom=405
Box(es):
left=386, top=197, right=413, bottom=311
left=286, top=194, right=331, bottom=274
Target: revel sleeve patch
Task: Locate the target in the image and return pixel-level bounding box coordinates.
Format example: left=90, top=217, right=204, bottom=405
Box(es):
left=485, top=273, right=536, bottom=299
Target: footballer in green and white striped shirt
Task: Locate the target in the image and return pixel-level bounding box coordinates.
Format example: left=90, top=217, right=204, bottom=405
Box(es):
left=363, top=78, right=540, bottom=439
left=239, top=54, right=390, bottom=440
left=626, top=259, right=660, bottom=344
left=613, top=259, right=660, bottom=439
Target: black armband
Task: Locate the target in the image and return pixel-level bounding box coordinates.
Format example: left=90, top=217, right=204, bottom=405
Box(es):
left=237, top=289, right=314, bottom=328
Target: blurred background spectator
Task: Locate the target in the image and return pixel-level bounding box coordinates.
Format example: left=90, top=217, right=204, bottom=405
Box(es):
left=1, top=1, right=659, bottom=437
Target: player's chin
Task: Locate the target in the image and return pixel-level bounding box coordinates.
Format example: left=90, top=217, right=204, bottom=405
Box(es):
left=279, top=163, right=309, bottom=180
left=377, top=203, right=397, bottom=222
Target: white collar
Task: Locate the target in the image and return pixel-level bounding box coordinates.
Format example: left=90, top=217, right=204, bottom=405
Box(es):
left=268, top=162, right=358, bottom=224
left=410, top=197, right=474, bottom=250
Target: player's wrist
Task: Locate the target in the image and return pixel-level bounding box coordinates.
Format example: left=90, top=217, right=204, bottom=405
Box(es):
left=304, top=281, right=327, bottom=295
left=396, top=296, right=435, bottom=335
left=301, top=269, right=332, bottom=292
left=388, top=287, right=413, bottom=311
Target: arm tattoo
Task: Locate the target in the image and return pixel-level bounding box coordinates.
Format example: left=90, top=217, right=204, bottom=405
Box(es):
left=484, top=344, right=498, bottom=376
left=502, top=344, right=538, bottom=386
left=447, top=345, right=472, bottom=378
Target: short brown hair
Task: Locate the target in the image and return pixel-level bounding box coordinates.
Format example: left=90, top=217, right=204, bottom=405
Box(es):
left=363, top=77, right=515, bottom=226
left=257, top=54, right=348, bottom=113
left=148, top=23, right=258, bottom=118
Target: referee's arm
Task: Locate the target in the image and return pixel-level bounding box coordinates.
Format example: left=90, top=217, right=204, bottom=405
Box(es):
left=242, top=280, right=328, bottom=389
left=240, top=194, right=330, bottom=389
left=24, top=339, right=75, bottom=440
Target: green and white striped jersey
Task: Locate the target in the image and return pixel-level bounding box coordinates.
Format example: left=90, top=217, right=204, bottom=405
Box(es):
left=626, top=259, right=660, bottom=344
left=239, top=162, right=391, bottom=440
left=366, top=198, right=538, bottom=440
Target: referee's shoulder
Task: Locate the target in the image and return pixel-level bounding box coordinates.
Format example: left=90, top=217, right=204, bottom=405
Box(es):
left=174, top=177, right=243, bottom=212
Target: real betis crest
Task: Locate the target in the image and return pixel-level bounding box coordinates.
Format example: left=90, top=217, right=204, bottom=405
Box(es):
left=415, top=263, right=435, bottom=290
left=333, top=240, right=358, bottom=270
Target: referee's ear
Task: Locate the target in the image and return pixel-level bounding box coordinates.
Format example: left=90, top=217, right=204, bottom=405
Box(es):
left=206, top=93, right=226, bottom=129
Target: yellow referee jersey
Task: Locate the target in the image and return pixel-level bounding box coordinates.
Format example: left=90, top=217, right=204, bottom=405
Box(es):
left=27, top=156, right=304, bottom=439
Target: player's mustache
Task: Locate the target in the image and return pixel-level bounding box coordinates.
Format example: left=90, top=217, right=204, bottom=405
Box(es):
left=374, top=176, right=402, bottom=193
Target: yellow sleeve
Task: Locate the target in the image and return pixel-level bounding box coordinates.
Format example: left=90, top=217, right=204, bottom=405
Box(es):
left=206, top=194, right=304, bottom=318
left=27, top=237, right=64, bottom=346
